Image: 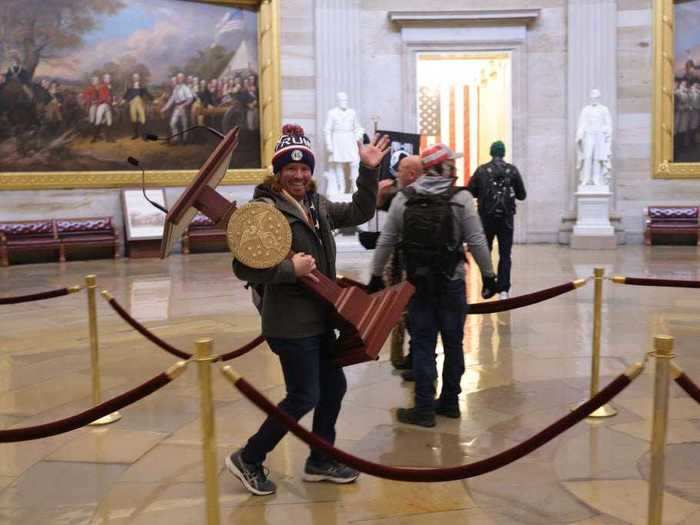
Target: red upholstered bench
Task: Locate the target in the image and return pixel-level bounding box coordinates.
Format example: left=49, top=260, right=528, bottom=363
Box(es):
left=56, top=217, right=119, bottom=262
left=0, top=220, right=60, bottom=267
left=181, top=213, right=228, bottom=254
left=644, top=206, right=700, bottom=245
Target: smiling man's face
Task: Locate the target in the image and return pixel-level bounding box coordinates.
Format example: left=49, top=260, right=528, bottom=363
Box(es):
left=279, top=162, right=312, bottom=200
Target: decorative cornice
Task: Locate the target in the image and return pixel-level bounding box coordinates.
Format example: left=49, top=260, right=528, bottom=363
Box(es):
left=388, top=9, right=541, bottom=27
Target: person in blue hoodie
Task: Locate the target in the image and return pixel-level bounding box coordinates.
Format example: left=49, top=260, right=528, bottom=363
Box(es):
left=367, top=143, right=496, bottom=428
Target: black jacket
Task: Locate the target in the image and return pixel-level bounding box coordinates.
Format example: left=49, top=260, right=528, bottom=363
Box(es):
left=233, top=165, right=378, bottom=338
left=467, top=158, right=526, bottom=226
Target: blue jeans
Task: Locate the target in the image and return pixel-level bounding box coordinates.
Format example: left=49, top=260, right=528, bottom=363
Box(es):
left=242, top=333, right=347, bottom=464
left=408, top=279, right=467, bottom=412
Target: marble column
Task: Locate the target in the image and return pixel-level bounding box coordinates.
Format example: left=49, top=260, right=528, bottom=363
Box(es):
left=567, top=0, right=619, bottom=249
left=314, top=0, right=363, bottom=195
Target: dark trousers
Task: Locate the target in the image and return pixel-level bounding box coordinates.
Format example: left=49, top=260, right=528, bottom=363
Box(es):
left=482, top=216, right=514, bottom=292
left=408, top=279, right=467, bottom=412
left=242, top=333, right=347, bottom=465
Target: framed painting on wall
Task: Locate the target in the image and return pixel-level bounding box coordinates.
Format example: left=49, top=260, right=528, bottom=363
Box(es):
left=0, top=0, right=280, bottom=190
left=653, top=0, right=700, bottom=178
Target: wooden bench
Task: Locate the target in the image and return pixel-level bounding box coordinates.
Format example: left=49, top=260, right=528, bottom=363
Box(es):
left=644, top=206, right=700, bottom=245
left=0, top=217, right=119, bottom=266
left=56, top=217, right=119, bottom=262
left=181, top=213, right=228, bottom=254
left=0, top=220, right=60, bottom=267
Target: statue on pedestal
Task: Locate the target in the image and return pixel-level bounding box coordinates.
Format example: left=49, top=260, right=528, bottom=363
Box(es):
left=576, top=89, right=612, bottom=189
left=324, top=92, right=364, bottom=195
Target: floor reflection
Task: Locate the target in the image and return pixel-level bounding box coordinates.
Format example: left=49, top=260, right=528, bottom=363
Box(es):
left=0, top=245, right=699, bottom=524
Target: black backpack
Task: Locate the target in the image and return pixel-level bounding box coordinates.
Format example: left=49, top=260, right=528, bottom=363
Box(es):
left=400, top=186, right=467, bottom=287
left=482, top=163, right=516, bottom=219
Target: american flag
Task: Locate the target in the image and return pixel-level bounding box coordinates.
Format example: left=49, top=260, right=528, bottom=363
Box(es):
left=418, top=86, right=441, bottom=137
left=418, top=84, right=473, bottom=185
left=213, top=10, right=244, bottom=45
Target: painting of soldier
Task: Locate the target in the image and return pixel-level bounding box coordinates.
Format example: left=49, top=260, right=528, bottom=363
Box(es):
left=673, top=0, right=700, bottom=163
left=0, top=0, right=261, bottom=173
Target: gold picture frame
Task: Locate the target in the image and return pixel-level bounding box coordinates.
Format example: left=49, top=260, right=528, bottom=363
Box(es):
left=653, top=0, right=700, bottom=178
left=0, top=0, right=280, bottom=190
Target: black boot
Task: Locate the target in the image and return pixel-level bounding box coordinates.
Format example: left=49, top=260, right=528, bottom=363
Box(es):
left=396, top=407, right=435, bottom=428
left=131, top=123, right=139, bottom=139
left=434, top=400, right=461, bottom=419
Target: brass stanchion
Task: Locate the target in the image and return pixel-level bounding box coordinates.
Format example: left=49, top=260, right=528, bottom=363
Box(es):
left=573, top=267, right=616, bottom=418
left=196, top=338, right=221, bottom=525
left=86, top=275, right=121, bottom=426
left=647, top=335, right=674, bottom=525
left=587, top=267, right=616, bottom=417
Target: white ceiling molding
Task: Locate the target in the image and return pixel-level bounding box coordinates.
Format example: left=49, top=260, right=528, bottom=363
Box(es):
left=388, top=9, right=541, bottom=27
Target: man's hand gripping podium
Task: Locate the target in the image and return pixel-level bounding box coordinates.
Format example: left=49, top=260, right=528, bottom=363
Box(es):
left=160, top=128, right=414, bottom=367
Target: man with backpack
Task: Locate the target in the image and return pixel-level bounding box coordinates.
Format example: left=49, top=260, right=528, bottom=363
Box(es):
left=367, top=143, right=497, bottom=427
left=467, top=141, right=527, bottom=299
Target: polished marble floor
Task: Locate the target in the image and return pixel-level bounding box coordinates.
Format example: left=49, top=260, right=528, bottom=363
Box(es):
left=1, top=245, right=700, bottom=524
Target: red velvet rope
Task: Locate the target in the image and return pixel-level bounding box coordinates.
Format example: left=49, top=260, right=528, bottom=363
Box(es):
left=619, top=277, right=700, bottom=289
left=0, top=287, right=72, bottom=305
left=468, top=281, right=578, bottom=314
left=106, top=297, right=191, bottom=360
left=105, top=295, right=265, bottom=362
left=338, top=277, right=580, bottom=315
left=232, top=373, right=631, bottom=482
left=675, top=373, right=700, bottom=404
left=0, top=372, right=171, bottom=443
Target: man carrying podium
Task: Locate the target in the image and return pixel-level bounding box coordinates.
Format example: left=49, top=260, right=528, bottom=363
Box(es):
left=225, top=124, right=389, bottom=495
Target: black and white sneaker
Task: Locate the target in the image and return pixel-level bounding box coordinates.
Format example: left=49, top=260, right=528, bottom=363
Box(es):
left=302, top=458, right=359, bottom=484
left=225, top=449, right=276, bottom=496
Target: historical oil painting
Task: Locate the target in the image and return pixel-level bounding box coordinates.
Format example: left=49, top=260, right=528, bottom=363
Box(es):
left=0, top=0, right=261, bottom=174
left=674, top=0, right=700, bottom=163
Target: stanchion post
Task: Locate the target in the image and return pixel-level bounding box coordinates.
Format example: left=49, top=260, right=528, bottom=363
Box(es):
left=586, top=267, right=616, bottom=418
left=647, top=335, right=674, bottom=525
left=86, top=274, right=101, bottom=405
left=86, top=275, right=121, bottom=426
left=196, top=338, right=221, bottom=525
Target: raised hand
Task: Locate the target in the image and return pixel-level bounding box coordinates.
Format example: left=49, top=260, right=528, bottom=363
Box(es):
left=358, top=133, right=391, bottom=169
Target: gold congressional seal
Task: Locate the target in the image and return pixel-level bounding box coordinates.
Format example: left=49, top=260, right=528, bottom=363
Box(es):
left=227, top=202, right=292, bottom=269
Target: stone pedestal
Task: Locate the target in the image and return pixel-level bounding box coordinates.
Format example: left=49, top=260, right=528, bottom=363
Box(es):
left=571, top=189, right=617, bottom=249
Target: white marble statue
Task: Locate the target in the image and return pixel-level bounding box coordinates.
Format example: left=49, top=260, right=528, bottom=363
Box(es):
left=324, top=92, right=364, bottom=194
left=576, top=89, right=613, bottom=188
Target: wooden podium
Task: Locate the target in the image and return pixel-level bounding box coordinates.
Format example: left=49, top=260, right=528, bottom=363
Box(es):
left=161, top=128, right=414, bottom=367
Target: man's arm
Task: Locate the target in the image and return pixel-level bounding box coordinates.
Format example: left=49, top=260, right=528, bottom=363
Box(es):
left=323, top=135, right=389, bottom=228
left=161, top=91, right=176, bottom=112
left=233, top=258, right=296, bottom=285
left=512, top=167, right=527, bottom=200
left=458, top=193, right=495, bottom=277
left=322, top=164, right=378, bottom=228
left=466, top=169, right=481, bottom=198
left=370, top=194, right=403, bottom=277
left=377, top=180, right=398, bottom=211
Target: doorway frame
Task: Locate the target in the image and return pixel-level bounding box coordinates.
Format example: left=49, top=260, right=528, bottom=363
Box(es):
left=414, top=51, right=513, bottom=186
left=391, top=10, right=538, bottom=243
